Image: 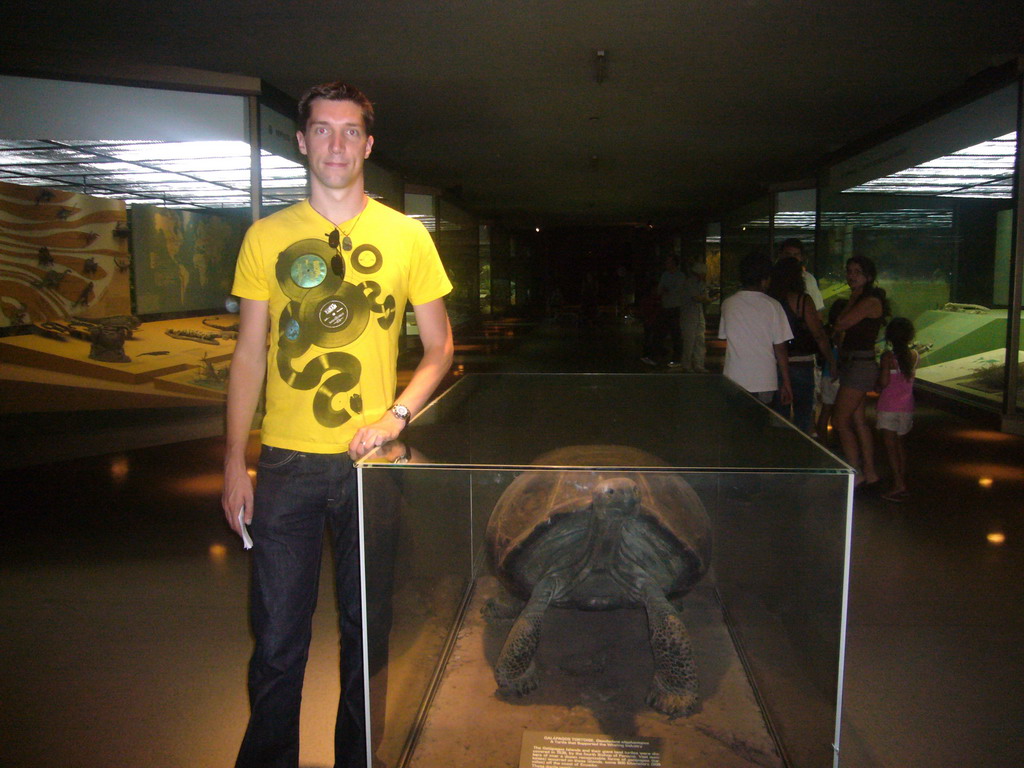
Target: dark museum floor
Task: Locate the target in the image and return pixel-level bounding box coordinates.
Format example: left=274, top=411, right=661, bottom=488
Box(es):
left=2, top=316, right=1022, bottom=768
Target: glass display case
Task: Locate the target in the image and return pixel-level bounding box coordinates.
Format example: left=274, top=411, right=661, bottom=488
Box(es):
left=357, top=374, right=854, bottom=768
left=819, top=83, right=1020, bottom=413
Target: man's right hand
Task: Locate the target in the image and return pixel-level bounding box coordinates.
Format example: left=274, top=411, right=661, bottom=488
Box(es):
left=222, top=459, right=254, bottom=535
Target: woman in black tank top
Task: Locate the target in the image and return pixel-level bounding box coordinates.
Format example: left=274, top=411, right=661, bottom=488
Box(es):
left=832, top=255, right=889, bottom=488
left=768, top=257, right=831, bottom=433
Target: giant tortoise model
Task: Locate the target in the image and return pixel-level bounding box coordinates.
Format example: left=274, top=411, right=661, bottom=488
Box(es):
left=485, top=444, right=712, bottom=717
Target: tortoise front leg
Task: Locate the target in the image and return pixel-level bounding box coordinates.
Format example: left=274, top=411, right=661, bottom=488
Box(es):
left=641, top=581, right=699, bottom=716
left=494, top=575, right=559, bottom=696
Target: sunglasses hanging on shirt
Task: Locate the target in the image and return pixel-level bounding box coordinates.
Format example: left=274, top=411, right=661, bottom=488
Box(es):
left=326, top=206, right=365, bottom=279
left=325, top=207, right=366, bottom=280
left=327, top=229, right=346, bottom=279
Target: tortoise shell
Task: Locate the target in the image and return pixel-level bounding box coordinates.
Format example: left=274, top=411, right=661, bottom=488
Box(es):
left=486, top=445, right=712, bottom=598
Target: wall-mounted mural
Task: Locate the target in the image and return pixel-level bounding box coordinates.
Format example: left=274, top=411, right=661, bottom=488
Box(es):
left=0, top=180, right=130, bottom=328
left=131, top=205, right=245, bottom=315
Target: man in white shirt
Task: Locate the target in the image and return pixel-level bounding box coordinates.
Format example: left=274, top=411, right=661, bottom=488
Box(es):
left=719, top=251, right=793, bottom=404
left=777, top=238, right=824, bottom=313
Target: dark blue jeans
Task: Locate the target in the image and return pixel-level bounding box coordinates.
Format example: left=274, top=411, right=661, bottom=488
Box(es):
left=235, top=445, right=365, bottom=768
left=774, top=361, right=817, bottom=434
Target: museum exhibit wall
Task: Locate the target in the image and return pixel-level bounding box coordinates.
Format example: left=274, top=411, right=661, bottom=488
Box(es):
left=0, top=179, right=131, bottom=326
left=0, top=177, right=252, bottom=326
left=0, top=73, right=258, bottom=462
left=130, top=205, right=248, bottom=316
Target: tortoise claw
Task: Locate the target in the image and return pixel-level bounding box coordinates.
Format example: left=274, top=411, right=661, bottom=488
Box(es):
left=496, top=662, right=539, bottom=697
left=646, top=687, right=699, bottom=717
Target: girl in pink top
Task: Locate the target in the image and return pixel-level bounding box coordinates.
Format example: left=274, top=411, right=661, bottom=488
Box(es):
left=876, top=317, right=918, bottom=502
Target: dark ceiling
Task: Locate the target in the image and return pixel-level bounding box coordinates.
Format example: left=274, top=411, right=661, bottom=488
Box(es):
left=1, top=1, right=1021, bottom=226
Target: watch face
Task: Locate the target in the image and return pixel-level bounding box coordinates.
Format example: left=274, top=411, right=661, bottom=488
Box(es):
left=391, top=404, right=410, bottom=421
left=290, top=253, right=328, bottom=288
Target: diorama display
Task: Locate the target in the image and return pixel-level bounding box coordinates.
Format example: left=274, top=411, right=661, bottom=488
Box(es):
left=33, top=314, right=140, bottom=356
left=0, top=180, right=131, bottom=328
left=357, top=374, right=853, bottom=768
left=911, top=304, right=1024, bottom=407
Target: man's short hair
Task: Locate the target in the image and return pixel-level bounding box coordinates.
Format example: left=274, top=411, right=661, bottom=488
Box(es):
left=778, top=238, right=805, bottom=255
left=297, top=82, right=375, bottom=134
left=740, top=250, right=772, bottom=288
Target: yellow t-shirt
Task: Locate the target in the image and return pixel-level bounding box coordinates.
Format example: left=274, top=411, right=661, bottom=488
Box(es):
left=232, top=198, right=452, bottom=453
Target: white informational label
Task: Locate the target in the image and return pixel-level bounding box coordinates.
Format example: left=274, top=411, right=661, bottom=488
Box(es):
left=519, top=731, right=663, bottom=768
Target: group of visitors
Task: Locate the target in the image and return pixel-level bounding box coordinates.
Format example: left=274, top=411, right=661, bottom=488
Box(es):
left=719, top=241, right=917, bottom=502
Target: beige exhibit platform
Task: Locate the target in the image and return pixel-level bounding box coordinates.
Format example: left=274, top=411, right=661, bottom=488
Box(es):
left=0, top=315, right=238, bottom=413
left=152, top=357, right=230, bottom=401
left=918, top=347, right=1024, bottom=409
left=0, top=316, right=236, bottom=386
left=918, top=348, right=1006, bottom=387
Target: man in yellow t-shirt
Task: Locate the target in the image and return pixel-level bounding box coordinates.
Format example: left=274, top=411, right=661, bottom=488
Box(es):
left=222, top=81, right=453, bottom=768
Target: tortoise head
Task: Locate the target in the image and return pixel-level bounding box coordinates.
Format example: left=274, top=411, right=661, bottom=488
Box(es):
left=591, top=477, right=640, bottom=516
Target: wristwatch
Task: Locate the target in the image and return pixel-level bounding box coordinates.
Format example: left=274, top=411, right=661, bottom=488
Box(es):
left=389, top=403, right=411, bottom=423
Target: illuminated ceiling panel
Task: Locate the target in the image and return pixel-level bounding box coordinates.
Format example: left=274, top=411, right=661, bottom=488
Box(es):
left=402, top=213, right=476, bottom=231
left=843, top=132, right=1016, bottom=198
left=748, top=209, right=954, bottom=230
left=0, top=139, right=308, bottom=209
left=406, top=214, right=437, bottom=232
